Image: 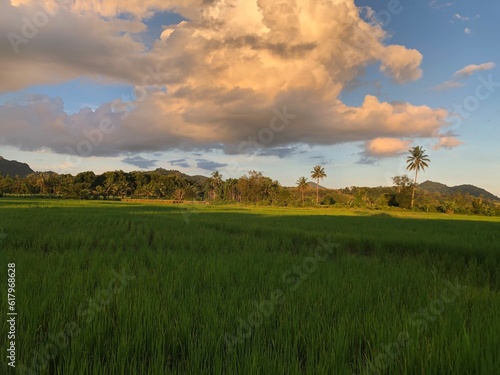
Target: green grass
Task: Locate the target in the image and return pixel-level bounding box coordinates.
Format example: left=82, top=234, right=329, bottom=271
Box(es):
left=1, top=199, right=499, bottom=374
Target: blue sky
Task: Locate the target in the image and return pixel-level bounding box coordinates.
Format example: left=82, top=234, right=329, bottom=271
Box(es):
left=0, top=0, right=498, bottom=195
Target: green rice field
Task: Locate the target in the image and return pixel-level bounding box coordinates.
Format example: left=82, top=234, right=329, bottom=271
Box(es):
left=1, top=199, right=499, bottom=374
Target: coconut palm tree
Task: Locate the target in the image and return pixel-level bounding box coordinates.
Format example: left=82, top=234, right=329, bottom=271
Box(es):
left=406, top=146, right=430, bottom=209
left=210, top=171, right=223, bottom=200
left=296, top=176, right=308, bottom=205
left=310, top=165, right=327, bottom=204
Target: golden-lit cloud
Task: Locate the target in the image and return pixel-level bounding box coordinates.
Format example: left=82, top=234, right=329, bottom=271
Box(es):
left=0, top=0, right=451, bottom=159
left=433, top=61, right=495, bottom=91
left=364, top=138, right=412, bottom=157
left=454, top=62, right=496, bottom=79
left=432, top=80, right=464, bottom=91
left=432, top=136, right=463, bottom=150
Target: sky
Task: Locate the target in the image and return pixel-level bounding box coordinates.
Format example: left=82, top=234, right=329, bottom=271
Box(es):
left=0, top=0, right=498, bottom=195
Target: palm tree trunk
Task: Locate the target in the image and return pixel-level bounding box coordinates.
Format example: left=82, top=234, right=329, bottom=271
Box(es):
left=316, top=178, right=319, bottom=204
left=411, top=169, right=418, bottom=208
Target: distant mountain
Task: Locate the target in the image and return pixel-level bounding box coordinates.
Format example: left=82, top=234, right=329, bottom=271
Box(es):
left=419, top=180, right=500, bottom=201
left=0, top=156, right=34, bottom=177
left=306, top=181, right=327, bottom=189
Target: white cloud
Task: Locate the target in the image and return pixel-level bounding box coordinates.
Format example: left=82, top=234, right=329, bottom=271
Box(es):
left=433, top=62, right=496, bottom=91
left=453, top=13, right=469, bottom=21
left=464, top=27, right=471, bottom=34
left=454, top=62, right=496, bottom=78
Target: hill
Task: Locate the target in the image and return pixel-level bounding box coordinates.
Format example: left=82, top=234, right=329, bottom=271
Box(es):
left=306, top=181, right=327, bottom=189
left=0, top=156, right=34, bottom=177
left=419, top=180, right=499, bottom=201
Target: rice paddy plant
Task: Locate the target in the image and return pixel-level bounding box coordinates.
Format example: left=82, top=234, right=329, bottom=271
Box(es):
left=0, top=199, right=499, bottom=374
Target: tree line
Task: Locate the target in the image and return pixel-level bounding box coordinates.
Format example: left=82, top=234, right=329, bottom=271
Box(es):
left=0, top=147, right=498, bottom=216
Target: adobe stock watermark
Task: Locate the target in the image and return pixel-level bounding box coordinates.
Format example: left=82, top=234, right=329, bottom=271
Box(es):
left=179, top=202, right=207, bottom=224
left=447, top=74, right=499, bottom=130
left=16, top=269, right=135, bottom=375
left=224, top=238, right=339, bottom=352
left=353, top=0, right=404, bottom=52
left=360, top=278, right=468, bottom=375
left=8, top=0, right=71, bottom=54
left=221, top=106, right=297, bottom=179
left=425, top=73, right=499, bottom=163
left=383, top=73, right=499, bottom=186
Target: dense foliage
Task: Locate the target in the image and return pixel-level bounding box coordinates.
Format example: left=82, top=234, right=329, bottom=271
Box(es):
left=0, top=168, right=498, bottom=216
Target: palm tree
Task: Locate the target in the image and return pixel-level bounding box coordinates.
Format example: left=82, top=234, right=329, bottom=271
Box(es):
left=310, top=165, right=327, bottom=204
left=210, top=171, right=223, bottom=200
left=296, top=177, right=308, bottom=205
left=406, top=146, right=430, bottom=209
left=36, top=173, right=47, bottom=195
left=94, top=185, right=106, bottom=199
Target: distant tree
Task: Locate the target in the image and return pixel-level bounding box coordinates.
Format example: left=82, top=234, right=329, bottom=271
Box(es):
left=209, top=171, right=223, bottom=200
left=235, top=171, right=280, bottom=204
left=36, top=173, right=47, bottom=195
left=310, top=165, right=327, bottom=204
left=354, top=187, right=369, bottom=207
left=23, top=174, right=38, bottom=194
left=472, top=195, right=486, bottom=215
left=172, top=188, right=185, bottom=201
left=443, top=199, right=457, bottom=214
left=296, top=177, right=308, bottom=205
left=321, top=194, right=336, bottom=205
left=75, top=171, right=96, bottom=186
left=406, top=146, right=430, bottom=209
left=392, top=175, right=412, bottom=194
left=94, top=185, right=106, bottom=199
left=116, top=180, right=131, bottom=198
left=104, top=179, right=117, bottom=197
left=392, top=174, right=414, bottom=208
left=223, top=178, right=239, bottom=202
left=0, top=174, right=14, bottom=195
left=56, top=174, right=75, bottom=197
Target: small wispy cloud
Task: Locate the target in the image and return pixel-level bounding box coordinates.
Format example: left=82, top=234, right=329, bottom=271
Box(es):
left=258, top=146, right=302, bottom=158
left=169, top=159, right=190, bottom=168
left=196, top=159, right=227, bottom=171
left=429, top=0, right=455, bottom=10
left=309, top=155, right=333, bottom=166
left=453, top=14, right=469, bottom=21
left=451, top=13, right=479, bottom=23
left=464, top=27, right=472, bottom=34
left=122, top=155, right=158, bottom=169
left=454, top=62, right=495, bottom=78
left=433, top=62, right=496, bottom=91
left=433, top=80, right=464, bottom=92
left=433, top=135, right=463, bottom=150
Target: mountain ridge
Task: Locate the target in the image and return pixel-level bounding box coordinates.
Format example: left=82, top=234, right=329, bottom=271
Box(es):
left=0, top=156, right=34, bottom=177
left=419, top=180, right=500, bottom=201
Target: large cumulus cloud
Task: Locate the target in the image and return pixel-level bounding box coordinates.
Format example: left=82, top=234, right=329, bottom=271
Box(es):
left=0, top=0, right=450, bottom=159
